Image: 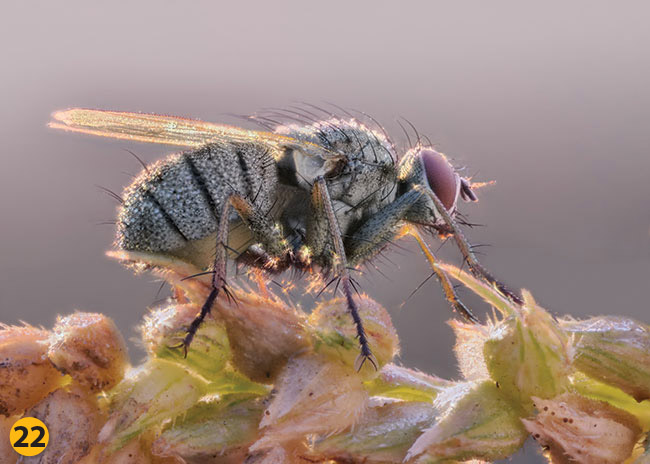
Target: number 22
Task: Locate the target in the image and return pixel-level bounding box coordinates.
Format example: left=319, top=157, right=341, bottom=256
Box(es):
left=12, top=426, right=46, bottom=448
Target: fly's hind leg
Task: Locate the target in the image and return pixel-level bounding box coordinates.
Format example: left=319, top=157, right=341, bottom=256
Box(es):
left=344, top=190, right=478, bottom=323
left=228, top=195, right=291, bottom=272
left=178, top=194, right=291, bottom=355
left=310, top=177, right=378, bottom=371
left=416, top=185, right=524, bottom=305
left=177, top=199, right=232, bottom=356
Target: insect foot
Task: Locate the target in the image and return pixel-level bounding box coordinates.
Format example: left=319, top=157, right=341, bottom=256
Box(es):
left=309, top=295, right=398, bottom=380
left=171, top=285, right=221, bottom=358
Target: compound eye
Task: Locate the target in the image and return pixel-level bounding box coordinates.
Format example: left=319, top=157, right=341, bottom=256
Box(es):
left=420, top=148, right=458, bottom=211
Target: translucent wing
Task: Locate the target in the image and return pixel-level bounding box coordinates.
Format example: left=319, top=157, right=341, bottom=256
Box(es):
left=49, top=108, right=341, bottom=159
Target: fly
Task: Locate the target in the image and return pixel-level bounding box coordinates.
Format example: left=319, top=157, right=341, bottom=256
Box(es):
left=50, top=105, right=522, bottom=370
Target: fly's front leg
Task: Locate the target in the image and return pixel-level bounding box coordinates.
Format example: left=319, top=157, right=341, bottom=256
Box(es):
left=416, top=185, right=524, bottom=305
left=310, top=177, right=377, bottom=371
left=345, top=190, right=478, bottom=323
left=179, top=194, right=291, bottom=355
left=407, top=228, right=479, bottom=323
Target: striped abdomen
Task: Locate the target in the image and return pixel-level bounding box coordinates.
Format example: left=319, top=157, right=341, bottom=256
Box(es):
left=117, top=141, right=279, bottom=254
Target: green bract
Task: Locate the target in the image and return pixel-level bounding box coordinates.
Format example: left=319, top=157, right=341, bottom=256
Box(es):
left=483, top=292, right=572, bottom=413
left=407, top=381, right=528, bottom=463
left=563, top=316, right=650, bottom=402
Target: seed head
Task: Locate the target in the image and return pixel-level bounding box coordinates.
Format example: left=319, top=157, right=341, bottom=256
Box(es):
left=143, top=303, right=231, bottom=381
left=24, top=388, right=105, bottom=463
left=152, top=395, right=266, bottom=462
left=522, top=393, right=642, bottom=464
left=0, top=324, right=63, bottom=416
left=48, top=312, right=129, bottom=392
left=99, top=359, right=208, bottom=452
left=562, top=316, right=650, bottom=402
left=310, top=295, right=399, bottom=379
left=406, top=380, right=528, bottom=463
left=312, top=399, right=437, bottom=463
left=483, top=291, right=572, bottom=412
left=215, top=289, right=311, bottom=384
left=251, top=354, right=368, bottom=452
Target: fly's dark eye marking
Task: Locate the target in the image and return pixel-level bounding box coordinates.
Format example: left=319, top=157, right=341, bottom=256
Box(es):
left=420, top=148, right=458, bottom=211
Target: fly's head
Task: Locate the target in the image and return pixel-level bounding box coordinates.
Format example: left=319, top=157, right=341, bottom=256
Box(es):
left=397, top=147, right=477, bottom=235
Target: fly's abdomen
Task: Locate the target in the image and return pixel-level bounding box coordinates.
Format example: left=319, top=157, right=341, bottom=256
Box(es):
left=117, top=141, right=279, bottom=253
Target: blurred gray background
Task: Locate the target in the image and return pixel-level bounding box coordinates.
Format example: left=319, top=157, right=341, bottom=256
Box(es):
left=1, top=1, right=648, bottom=461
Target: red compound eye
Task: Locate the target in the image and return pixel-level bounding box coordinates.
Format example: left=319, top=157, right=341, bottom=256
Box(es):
left=420, top=148, right=458, bottom=211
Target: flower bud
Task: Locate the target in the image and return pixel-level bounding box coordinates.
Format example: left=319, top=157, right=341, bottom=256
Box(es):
left=115, top=250, right=312, bottom=384
left=522, top=393, right=642, bottom=464
left=434, top=264, right=572, bottom=408
left=99, top=359, right=208, bottom=452
left=483, top=291, right=572, bottom=412
left=24, top=387, right=105, bottom=463
left=48, top=312, right=129, bottom=392
left=364, top=364, right=452, bottom=402
left=309, top=296, right=399, bottom=379
left=215, top=289, right=311, bottom=384
left=152, top=395, right=266, bottom=462
left=250, top=354, right=368, bottom=452
left=142, top=303, right=231, bottom=381
left=562, top=316, right=650, bottom=401
left=0, top=325, right=63, bottom=416
left=312, top=399, right=437, bottom=463
left=569, top=373, right=650, bottom=433
left=449, top=319, right=490, bottom=381
left=406, top=380, right=528, bottom=463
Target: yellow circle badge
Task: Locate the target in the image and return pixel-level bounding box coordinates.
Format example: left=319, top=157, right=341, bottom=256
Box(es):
left=9, top=417, right=49, bottom=457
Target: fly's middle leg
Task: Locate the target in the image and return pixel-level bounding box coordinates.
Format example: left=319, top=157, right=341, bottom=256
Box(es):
left=310, top=177, right=377, bottom=371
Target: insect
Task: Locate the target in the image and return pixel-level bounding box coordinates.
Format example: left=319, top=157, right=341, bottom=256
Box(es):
left=50, top=105, right=521, bottom=369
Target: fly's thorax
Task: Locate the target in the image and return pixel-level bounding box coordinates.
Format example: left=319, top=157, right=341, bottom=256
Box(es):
left=274, top=118, right=400, bottom=258
left=397, top=147, right=462, bottom=227
left=116, top=141, right=280, bottom=255
left=275, top=118, right=397, bottom=200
